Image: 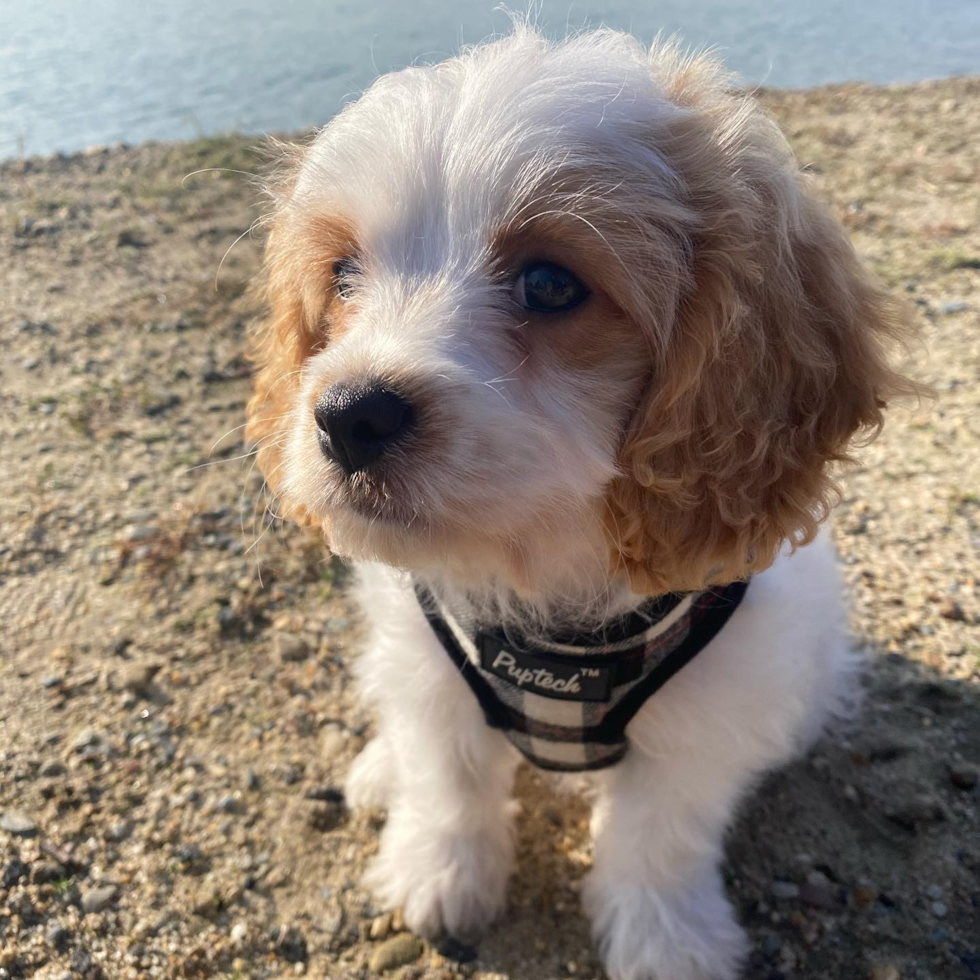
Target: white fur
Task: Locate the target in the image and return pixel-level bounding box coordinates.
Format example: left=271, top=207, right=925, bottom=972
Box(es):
left=346, top=533, right=852, bottom=978
left=269, top=25, right=861, bottom=980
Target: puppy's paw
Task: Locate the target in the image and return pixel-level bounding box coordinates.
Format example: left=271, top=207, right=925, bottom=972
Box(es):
left=345, top=738, right=393, bottom=810
left=582, top=869, right=748, bottom=980
left=363, top=807, right=513, bottom=939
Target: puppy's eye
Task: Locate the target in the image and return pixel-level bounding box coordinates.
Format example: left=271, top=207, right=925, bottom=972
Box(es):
left=333, top=257, right=359, bottom=300
left=515, top=261, right=589, bottom=313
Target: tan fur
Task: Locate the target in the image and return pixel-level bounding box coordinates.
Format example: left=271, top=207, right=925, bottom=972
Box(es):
left=246, top=203, right=357, bottom=526
left=603, top=53, right=918, bottom=593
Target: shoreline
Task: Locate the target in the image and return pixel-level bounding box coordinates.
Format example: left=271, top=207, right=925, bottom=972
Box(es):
left=3, top=73, right=978, bottom=170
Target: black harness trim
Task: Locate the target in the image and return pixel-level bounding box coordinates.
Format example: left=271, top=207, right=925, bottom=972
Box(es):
left=415, top=579, right=749, bottom=772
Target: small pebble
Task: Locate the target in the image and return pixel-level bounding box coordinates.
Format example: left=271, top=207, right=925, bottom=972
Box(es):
left=871, top=967, right=900, bottom=980
left=370, top=912, right=393, bottom=940
left=216, top=793, right=244, bottom=815
left=81, top=884, right=118, bottom=914
left=121, top=661, right=161, bottom=695
left=217, top=606, right=245, bottom=635
left=939, top=596, right=966, bottom=621
left=71, top=728, right=109, bottom=756
left=274, top=632, right=310, bottom=663
left=800, top=871, right=837, bottom=910
left=949, top=762, right=978, bottom=790
left=931, top=901, right=948, bottom=918
left=46, top=923, right=70, bottom=948
left=369, top=934, right=424, bottom=972
left=31, top=861, right=65, bottom=885
left=925, top=884, right=943, bottom=900
left=771, top=880, right=800, bottom=900
left=885, top=793, right=946, bottom=832
left=939, top=300, right=969, bottom=315
left=320, top=725, right=347, bottom=758
left=108, top=821, right=132, bottom=842
left=123, top=524, right=159, bottom=542
left=319, top=901, right=345, bottom=943
left=0, top=810, right=38, bottom=837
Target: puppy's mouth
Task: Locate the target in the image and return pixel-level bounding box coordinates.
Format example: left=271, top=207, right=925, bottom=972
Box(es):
left=341, top=472, right=429, bottom=529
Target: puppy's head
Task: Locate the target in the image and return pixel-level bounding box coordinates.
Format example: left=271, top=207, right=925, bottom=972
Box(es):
left=247, top=27, right=911, bottom=598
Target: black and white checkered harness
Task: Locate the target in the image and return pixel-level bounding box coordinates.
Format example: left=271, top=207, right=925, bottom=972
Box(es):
left=415, top=580, right=749, bottom=772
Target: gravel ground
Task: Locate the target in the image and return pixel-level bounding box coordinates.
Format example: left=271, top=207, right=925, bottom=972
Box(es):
left=1, top=77, right=979, bottom=980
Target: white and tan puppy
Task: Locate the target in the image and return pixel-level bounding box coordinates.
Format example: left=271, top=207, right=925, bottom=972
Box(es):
left=246, top=25, right=910, bottom=980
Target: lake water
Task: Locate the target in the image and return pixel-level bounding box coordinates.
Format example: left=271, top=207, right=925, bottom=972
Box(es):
left=1, top=0, right=978, bottom=159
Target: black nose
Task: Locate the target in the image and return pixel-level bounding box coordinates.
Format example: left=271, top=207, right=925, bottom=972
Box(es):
left=313, top=381, right=414, bottom=474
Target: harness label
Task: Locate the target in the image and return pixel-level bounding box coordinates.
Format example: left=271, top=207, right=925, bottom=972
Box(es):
left=479, top=640, right=614, bottom=702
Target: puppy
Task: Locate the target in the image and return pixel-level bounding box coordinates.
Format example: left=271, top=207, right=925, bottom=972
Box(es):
left=246, top=26, right=912, bottom=980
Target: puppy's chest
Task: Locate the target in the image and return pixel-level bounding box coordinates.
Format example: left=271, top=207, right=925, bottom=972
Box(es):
left=415, top=580, right=749, bottom=772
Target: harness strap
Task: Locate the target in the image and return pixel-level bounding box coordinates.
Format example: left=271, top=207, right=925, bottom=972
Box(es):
left=414, top=580, right=748, bottom=772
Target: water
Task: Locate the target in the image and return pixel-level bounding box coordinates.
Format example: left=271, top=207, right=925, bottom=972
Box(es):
left=1, top=0, right=978, bottom=159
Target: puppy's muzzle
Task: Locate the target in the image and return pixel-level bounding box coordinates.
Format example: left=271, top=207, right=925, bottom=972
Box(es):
left=313, top=380, right=415, bottom=475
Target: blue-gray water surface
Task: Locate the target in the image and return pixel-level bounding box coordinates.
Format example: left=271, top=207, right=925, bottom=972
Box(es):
left=1, top=0, right=978, bottom=159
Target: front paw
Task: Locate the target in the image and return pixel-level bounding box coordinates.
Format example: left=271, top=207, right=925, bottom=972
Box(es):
left=363, top=805, right=513, bottom=939
left=582, top=868, right=748, bottom=980
left=345, top=737, right=393, bottom=810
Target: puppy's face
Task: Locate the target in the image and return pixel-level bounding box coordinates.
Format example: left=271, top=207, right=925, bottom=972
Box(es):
left=282, top=206, right=648, bottom=588
left=249, top=30, right=909, bottom=597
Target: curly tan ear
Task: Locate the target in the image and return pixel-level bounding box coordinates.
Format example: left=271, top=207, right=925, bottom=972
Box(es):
left=604, top=62, right=917, bottom=595
left=245, top=228, right=315, bottom=526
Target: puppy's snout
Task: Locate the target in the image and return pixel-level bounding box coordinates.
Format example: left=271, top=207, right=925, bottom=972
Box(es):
left=314, top=381, right=415, bottom=474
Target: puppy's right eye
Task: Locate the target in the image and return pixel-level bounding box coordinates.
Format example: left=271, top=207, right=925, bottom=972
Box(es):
left=333, top=258, right=359, bottom=300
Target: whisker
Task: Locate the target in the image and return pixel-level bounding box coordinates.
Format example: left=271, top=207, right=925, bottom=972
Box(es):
left=187, top=434, right=285, bottom=474
left=209, top=415, right=289, bottom=456
left=182, top=167, right=263, bottom=186
left=239, top=449, right=270, bottom=547
left=244, top=465, right=287, bottom=561
left=186, top=448, right=261, bottom=472
left=214, top=216, right=267, bottom=290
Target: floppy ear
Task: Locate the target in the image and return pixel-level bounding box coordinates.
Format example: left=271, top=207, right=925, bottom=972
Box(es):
left=604, top=87, right=916, bottom=594
left=245, top=218, right=317, bottom=527
left=245, top=145, right=337, bottom=529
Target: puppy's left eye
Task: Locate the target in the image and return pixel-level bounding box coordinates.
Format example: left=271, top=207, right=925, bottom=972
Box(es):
left=515, top=261, right=589, bottom=313
left=333, top=257, right=359, bottom=300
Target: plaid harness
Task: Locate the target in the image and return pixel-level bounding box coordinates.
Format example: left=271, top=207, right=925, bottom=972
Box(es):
left=415, top=580, right=749, bottom=772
